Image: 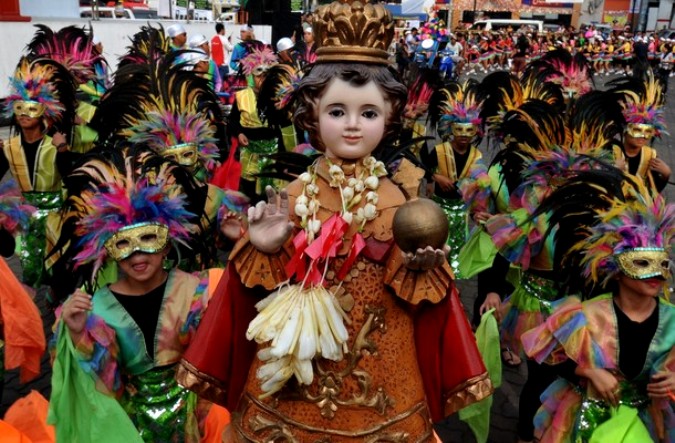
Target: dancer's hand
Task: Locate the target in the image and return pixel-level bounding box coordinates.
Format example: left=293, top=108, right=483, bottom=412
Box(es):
left=473, top=211, right=491, bottom=225
left=479, top=292, right=502, bottom=322
left=647, top=371, right=675, bottom=400
left=404, top=245, right=449, bottom=271
left=578, top=367, right=620, bottom=406
left=62, top=289, right=92, bottom=340
left=650, top=157, right=671, bottom=179
left=433, top=174, right=455, bottom=193
left=248, top=186, right=294, bottom=254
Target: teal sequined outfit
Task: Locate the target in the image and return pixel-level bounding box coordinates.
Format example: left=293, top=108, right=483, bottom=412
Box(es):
left=122, top=365, right=199, bottom=442
left=240, top=139, right=282, bottom=195
left=18, top=191, right=62, bottom=286
left=575, top=381, right=650, bottom=442
left=432, top=196, right=468, bottom=279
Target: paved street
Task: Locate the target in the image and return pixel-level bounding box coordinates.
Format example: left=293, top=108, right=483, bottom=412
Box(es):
left=0, top=72, right=673, bottom=441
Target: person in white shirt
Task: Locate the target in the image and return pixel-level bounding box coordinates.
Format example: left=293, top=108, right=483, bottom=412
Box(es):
left=445, top=35, right=465, bottom=76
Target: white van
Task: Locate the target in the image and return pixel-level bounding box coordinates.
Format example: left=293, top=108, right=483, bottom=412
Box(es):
left=80, top=6, right=136, bottom=20
left=469, top=19, right=544, bottom=33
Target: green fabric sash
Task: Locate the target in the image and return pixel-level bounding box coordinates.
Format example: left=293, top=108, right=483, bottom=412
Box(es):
left=459, top=309, right=501, bottom=443
left=47, top=322, right=142, bottom=443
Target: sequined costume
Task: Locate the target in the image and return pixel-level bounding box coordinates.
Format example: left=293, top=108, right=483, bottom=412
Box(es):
left=177, top=157, right=491, bottom=441
left=229, top=87, right=281, bottom=197
left=49, top=269, right=227, bottom=442
left=1, top=135, right=63, bottom=285
left=522, top=294, right=675, bottom=442
left=425, top=143, right=482, bottom=278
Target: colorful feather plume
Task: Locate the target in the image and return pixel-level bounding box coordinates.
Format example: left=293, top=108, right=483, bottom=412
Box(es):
left=73, top=176, right=195, bottom=274
left=60, top=147, right=197, bottom=279
left=0, top=180, right=35, bottom=236
left=607, top=73, right=667, bottom=137
left=258, top=63, right=304, bottom=126
left=4, top=57, right=67, bottom=121
left=240, top=46, right=278, bottom=76
left=91, top=52, right=224, bottom=176
left=525, top=49, right=594, bottom=98
left=402, top=66, right=439, bottom=120
left=574, top=184, right=675, bottom=288
left=433, top=80, right=484, bottom=138
left=25, top=25, right=104, bottom=86
left=118, top=23, right=172, bottom=68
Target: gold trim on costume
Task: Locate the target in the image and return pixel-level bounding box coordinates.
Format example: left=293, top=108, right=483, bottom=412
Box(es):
left=175, top=359, right=229, bottom=406
left=444, top=371, right=493, bottom=416
left=435, top=143, right=481, bottom=183
left=235, top=393, right=432, bottom=440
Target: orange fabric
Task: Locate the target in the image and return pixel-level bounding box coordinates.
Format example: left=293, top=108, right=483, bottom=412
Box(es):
left=200, top=404, right=230, bottom=443
left=207, top=268, right=225, bottom=301
left=0, top=259, right=46, bottom=382
left=0, top=421, right=32, bottom=443
left=3, top=391, right=54, bottom=443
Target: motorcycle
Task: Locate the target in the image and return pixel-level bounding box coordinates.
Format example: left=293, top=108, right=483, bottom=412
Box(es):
left=438, top=48, right=456, bottom=80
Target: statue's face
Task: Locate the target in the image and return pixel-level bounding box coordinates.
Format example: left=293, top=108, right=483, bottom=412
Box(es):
left=318, top=78, right=388, bottom=161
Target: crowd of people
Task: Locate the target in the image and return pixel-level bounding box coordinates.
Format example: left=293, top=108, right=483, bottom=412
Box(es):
left=0, top=2, right=673, bottom=442
left=393, top=20, right=675, bottom=85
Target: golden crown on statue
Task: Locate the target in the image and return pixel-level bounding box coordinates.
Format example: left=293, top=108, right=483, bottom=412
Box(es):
left=313, top=0, right=394, bottom=65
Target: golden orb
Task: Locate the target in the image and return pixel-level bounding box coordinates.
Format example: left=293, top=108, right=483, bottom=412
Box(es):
left=392, top=198, right=449, bottom=253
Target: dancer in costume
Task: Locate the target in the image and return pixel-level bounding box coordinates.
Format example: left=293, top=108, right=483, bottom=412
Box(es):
left=459, top=70, right=564, bottom=332
left=87, top=50, right=247, bottom=274
left=424, top=80, right=484, bottom=278
left=479, top=90, right=625, bottom=442
left=178, top=2, right=492, bottom=441
left=47, top=146, right=230, bottom=443
left=228, top=46, right=282, bottom=199
left=0, top=57, right=77, bottom=287
left=257, top=62, right=306, bottom=153
left=25, top=25, right=106, bottom=152
left=607, top=74, right=671, bottom=193
left=522, top=171, right=675, bottom=443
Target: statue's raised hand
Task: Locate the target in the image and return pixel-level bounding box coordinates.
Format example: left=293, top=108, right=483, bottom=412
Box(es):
left=249, top=186, right=294, bottom=254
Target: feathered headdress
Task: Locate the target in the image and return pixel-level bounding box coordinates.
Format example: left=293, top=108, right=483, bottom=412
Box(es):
left=401, top=65, right=438, bottom=121
left=240, top=46, right=278, bottom=76
left=478, top=71, right=564, bottom=143
left=73, top=176, right=195, bottom=274
left=0, top=180, right=35, bottom=236
left=25, top=25, right=104, bottom=86
left=257, top=63, right=304, bottom=126
left=53, top=145, right=197, bottom=282
left=91, top=52, right=224, bottom=176
left=503, top=91, right=622, bottom=214
left=607, top=74, right=667, bottom=137
left=577, top=187, right=675, bottom=287
left=534, top=169, right=674, bottom=296
left=118, top=23, right=173, bottom=68
left=4, top=57, right=70, bottom=122
left=431, top=80, right=484, bottom=138
left=524, top=49, right=594, bottom=98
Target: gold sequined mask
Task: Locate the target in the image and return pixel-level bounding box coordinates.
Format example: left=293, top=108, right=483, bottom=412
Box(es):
left=104, top=222, right=169, bottom=262
left=163, top=143, right=199, bottom=168
left=626, top=123, right=655, bottom=139
left=452, top=123, right=477, bottom=138
left=13, top=100, right=46, bottom=118
left=616, top=248, right=670, bottom=280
